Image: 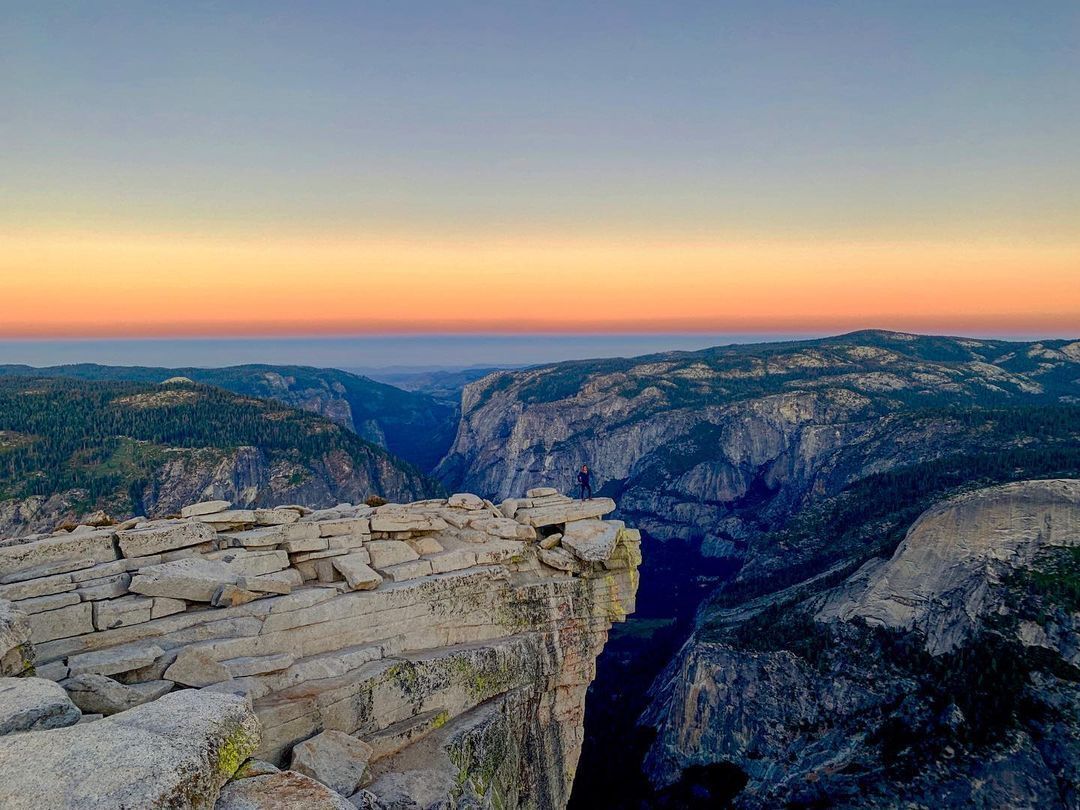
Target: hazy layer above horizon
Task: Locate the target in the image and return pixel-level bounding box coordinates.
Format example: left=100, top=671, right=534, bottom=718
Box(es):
left=0, top=331, right=1074, bottom=372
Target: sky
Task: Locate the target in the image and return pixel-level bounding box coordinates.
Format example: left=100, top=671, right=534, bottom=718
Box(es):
left=2, top=1, right=1078, bottom=344
left=0, top=334, right=816, bottom=369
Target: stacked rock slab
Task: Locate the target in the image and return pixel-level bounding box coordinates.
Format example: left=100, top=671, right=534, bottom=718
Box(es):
left=0, top=490, right=641, bottom=809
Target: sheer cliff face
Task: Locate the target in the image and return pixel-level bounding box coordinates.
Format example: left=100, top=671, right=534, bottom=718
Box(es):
left=0, top=493, right=640, bottom=809
left=437, top=332, right=1080, bottom=560
left=644, top=481, right=1080, bottom=808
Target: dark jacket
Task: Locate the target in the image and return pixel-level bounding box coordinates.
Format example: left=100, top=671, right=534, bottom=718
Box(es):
left=577, top=470, right=591, bottom=486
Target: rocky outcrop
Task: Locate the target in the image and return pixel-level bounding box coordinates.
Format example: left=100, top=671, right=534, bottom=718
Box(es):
left=437, top=332, right=1080, bottom=561
left=0, top=690, right=261, bottom=810
left=0, top=446, right=436, bottom=539
left=817, top=479, right=1080, bottom=655
left=0, top=492, right=640, bottom=808
left=643, top=480, right=1080, bottom=808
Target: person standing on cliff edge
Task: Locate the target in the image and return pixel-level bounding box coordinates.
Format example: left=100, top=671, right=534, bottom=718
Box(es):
left=577, top=464, right=593, bottom=501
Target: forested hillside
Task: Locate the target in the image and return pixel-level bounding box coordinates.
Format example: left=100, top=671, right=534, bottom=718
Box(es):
left=0, top=363, right=457, bottom=472
left=0, top=377, right=440, bottom=536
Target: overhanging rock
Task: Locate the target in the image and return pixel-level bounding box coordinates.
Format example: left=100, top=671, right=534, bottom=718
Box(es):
left=0, top=490, right=642, bottom=808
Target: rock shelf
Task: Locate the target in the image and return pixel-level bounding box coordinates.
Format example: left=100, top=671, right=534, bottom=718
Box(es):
left=0, top=491, right=641, bottom=808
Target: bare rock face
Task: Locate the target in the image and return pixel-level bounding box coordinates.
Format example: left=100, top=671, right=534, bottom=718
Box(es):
left=0, top=691, right=260, bottom=810
left=0, top=492, right=641, bottom=809
left=216, top=770, right=354, bottom=810
left=0, top=676, right=81, bottom=734
left=643, top=479, right=1080, bottom=808
left=290, top=729, right=373, bottom=796
left=818, top=479, right=1080, bottom=655
left=436, top=333, right=1080, bottom=563
left=0, top=600, right=32, bottom=677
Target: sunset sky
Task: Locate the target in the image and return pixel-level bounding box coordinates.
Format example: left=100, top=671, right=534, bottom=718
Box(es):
left=3, top=2, right=1078, bottom=339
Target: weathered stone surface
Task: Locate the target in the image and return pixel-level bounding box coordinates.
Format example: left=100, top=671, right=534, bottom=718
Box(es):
left=426, top=549, right=477, bottom=574
left=561, top=519, right=623, bottom=562
left=327, top=534, right=367, bottom=552
left=538, top=546, right=582, bottom=573
left=117, top=520, right=217, bottom=558
left=223, top=528, right=287, bottom=548
left=469, top=516, right=525, bottom=539
left=332, top=554, right=382, bottom=591
left=233, top=758, right=280, bottom=779
left=514, top=497, right=617, bottom=527
left=130, top=557, right=240, bottom=601
left=76, top=572, right=131, bottom=601
left=212, top=584, right=262, bottom=608
left=292, top=548, right=349, bottom=563
left=62, top=672, right=156, bottom=715
left=369, top=512, right=448, bottom=533
left=216, top=770, right=354, bottom=810
left=379, top=559, right=433, bottom=582
left=70, top=556, right=163, bottom=582
left=281, top=522, right=322, bottom=542
left=0, top=690, right=259, bottom=810
left=165, top=647, right=233, bottom=687
left=0, top=491, right=642, bottom=809
left=67, top=642, right=165, bottom=677
left=212, top=549, right=291, bottom=577
left=405, top=536, right=443, bottom=555
left=448, top=493, right=486, bottom=510
left=819, top=479, right=1080, bottom=654
left=91, top=595, right=184, bottom=630
left=181, top=500, right=232, bottom=518
left=473, top=540, right=526, bottom=565
left=0, top=532, right=117, bottom=579
left=28, top=601, right=93, bottom=642
left=290, top=729, right=374, bottom=796
left=224, top=653, right=294, bottom=678
left=12, top=591, right=81, bottom=615
left=0, top=601, right=33, bottom=677
left=539, top=532, right=562, bottom=550
left=254, top=508, right=301, bottom=526
left=0, top=557, right=99, bottom=585
left=526, top=487, right=559, bottom=498
left=0, top=676, right=81, bottom=734
left=194, top=509, right=257, bottom=527
left=238, top=570, right=302, bottom=595
left=316, top=518, right=369, bottom=537
left=366, top=540, right=419, bottom=569
left=0, top=573, right=75, bottom=602
left=282, top=535, right=327, bottom=553
left=363, top=768, right=456, bottom=810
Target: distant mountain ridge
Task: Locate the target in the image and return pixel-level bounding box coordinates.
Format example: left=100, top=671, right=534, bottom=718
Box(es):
left=0, top=363, right=457, bottom=472
left=0, top=377, right=440, bottom=536
left=439, top=330, right=1080, bottom=559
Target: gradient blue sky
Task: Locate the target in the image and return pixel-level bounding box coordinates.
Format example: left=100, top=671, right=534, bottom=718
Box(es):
left=6, top=1, right=1079, bottom=237
left=2, top=2, right=1078, bottom=343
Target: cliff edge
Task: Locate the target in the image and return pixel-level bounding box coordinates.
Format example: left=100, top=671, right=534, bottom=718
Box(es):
left=0, top=490, right=641, bottom=809
left=643, top=480, right=1079, bottom=808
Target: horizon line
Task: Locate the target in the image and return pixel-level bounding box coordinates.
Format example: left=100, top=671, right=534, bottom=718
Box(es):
left=0, top=324, right=1076, bottom=344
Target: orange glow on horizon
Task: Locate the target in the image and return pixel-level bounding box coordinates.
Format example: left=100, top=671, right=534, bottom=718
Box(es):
left=1, top=231, right=1077, bottom=338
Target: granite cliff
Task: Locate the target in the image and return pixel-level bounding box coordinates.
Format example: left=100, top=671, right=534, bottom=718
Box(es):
left=438, top=331, right=1080, bottom=561
left=644, top=480, right=1080, bottom=808
left=0, top=489, right=640, bottom=808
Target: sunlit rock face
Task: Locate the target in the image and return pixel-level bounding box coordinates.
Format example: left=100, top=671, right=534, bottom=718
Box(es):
left=436, top=332, right=1080, bottom=563
left=0, top=492, right=641, bottom=809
